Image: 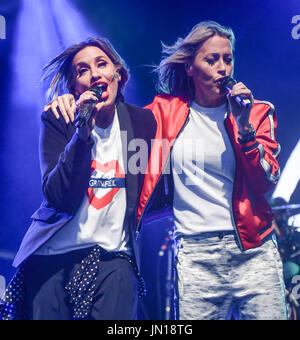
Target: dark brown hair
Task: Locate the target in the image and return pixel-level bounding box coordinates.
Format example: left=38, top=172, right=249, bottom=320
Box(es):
left=42, top=37, right=130, bottom=102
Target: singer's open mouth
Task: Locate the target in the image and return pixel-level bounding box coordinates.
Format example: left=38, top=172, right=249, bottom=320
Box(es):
left=90, top=81, right=108, bottom=91
left=101, top=84, right=108, bottom=92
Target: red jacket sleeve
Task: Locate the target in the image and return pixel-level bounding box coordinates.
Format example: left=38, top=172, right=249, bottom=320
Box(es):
left=233, top=101, right=281, bottom=195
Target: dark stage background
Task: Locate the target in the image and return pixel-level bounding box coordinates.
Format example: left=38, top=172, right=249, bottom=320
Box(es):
left=0, top=0, right=299, bottom=319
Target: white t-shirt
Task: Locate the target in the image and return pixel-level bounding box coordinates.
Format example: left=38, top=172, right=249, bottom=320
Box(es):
left=36, top=110, right=130, bottom=255
left=172, top=101, right=236, bottom=237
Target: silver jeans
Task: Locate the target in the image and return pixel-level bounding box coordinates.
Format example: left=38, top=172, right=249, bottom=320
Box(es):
left=176, top=232, right=287, bottom=320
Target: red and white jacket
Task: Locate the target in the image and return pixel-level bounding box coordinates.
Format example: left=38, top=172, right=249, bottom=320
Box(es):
left=137, top=95, right=281, bottom=251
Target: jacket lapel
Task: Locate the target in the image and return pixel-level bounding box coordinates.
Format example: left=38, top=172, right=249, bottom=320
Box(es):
left=117, top=102, right=139, bottom=214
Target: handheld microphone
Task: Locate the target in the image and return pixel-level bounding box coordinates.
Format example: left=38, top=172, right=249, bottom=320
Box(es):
left=75, top=83, right=105, bottom=128
left=219, top=76, right=251, bottom=108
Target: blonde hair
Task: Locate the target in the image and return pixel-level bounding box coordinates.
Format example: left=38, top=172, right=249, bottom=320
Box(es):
left=155, top=21, right=235, bottom=99
left=42, top=37, right=130, bottom=102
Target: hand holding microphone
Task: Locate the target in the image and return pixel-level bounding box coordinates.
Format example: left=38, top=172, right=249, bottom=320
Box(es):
left=75, top=71, right=119, bottom=129
left=219, top=76, right=254, bottom=134
left=44, top=70, right=120, bottom=137
left=75, top=83, right=105, bottom=128
left=74, top=84, right=106, bottom=142
left=43, top=84, right=104, bottom=126
left=219, top=76, right=252, bottom=108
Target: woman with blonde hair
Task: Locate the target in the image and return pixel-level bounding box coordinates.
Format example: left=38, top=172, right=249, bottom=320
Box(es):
left=140, top=20, right=286, bottom=320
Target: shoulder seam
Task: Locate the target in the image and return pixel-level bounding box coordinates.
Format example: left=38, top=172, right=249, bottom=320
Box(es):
left=253, top=100, right=275, bottom=112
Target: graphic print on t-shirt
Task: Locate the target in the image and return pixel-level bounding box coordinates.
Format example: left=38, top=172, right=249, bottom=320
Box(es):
left=87, top=159, right=125, bottom=210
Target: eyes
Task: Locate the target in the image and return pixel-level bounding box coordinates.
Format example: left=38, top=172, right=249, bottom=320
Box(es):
left=77, top=61, right=108, bottom=77
left=205, top=55, right=233, bottom=66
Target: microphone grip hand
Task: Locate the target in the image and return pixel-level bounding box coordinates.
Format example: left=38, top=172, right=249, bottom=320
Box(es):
left=76, top=101, right=106, bottom=142
left=75, top=101, right=96, bottom=128
left=75, top=91, right=100, bottom=141
left=226, top=82, right=253, bottom=133
left=75, top=104, right=99, bottom=142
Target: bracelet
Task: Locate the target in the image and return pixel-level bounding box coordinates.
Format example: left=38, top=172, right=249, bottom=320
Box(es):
left=238, top=124, right=256, bottom=144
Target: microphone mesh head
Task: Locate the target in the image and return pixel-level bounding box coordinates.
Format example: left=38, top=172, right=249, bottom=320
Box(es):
left=89, top=84, right=104, bottom=101
left=219, top=76, right=237, bottom=91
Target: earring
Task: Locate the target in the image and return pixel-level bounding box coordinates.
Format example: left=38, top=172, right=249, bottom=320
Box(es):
left=186, top=64, right=193, bottom=76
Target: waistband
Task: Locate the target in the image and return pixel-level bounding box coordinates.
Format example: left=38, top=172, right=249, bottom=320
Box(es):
left=175, top=230, right=236, bottom=242
left=175, top=229, right=277, bottom=248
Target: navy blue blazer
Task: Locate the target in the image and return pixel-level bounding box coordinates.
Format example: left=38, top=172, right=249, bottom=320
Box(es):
left=13, top=102, right=156, bottom=268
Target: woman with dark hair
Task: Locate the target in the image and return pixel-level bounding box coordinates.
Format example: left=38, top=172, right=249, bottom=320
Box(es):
left=37, top=21, right=287, bottom=320
left=0, top=37, right=156, bottom=320
left=43, top=37, right=130, bottom=123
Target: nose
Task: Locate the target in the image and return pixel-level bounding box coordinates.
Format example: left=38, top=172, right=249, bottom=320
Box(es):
left=90, top=66, right=101, bottom=84
left=217, top=60, right=227, bottom=76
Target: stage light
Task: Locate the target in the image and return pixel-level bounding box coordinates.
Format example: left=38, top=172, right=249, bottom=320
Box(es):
left=0, top=0, right=100, bottom=268
left=10, top=0, right=98, bottom=106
